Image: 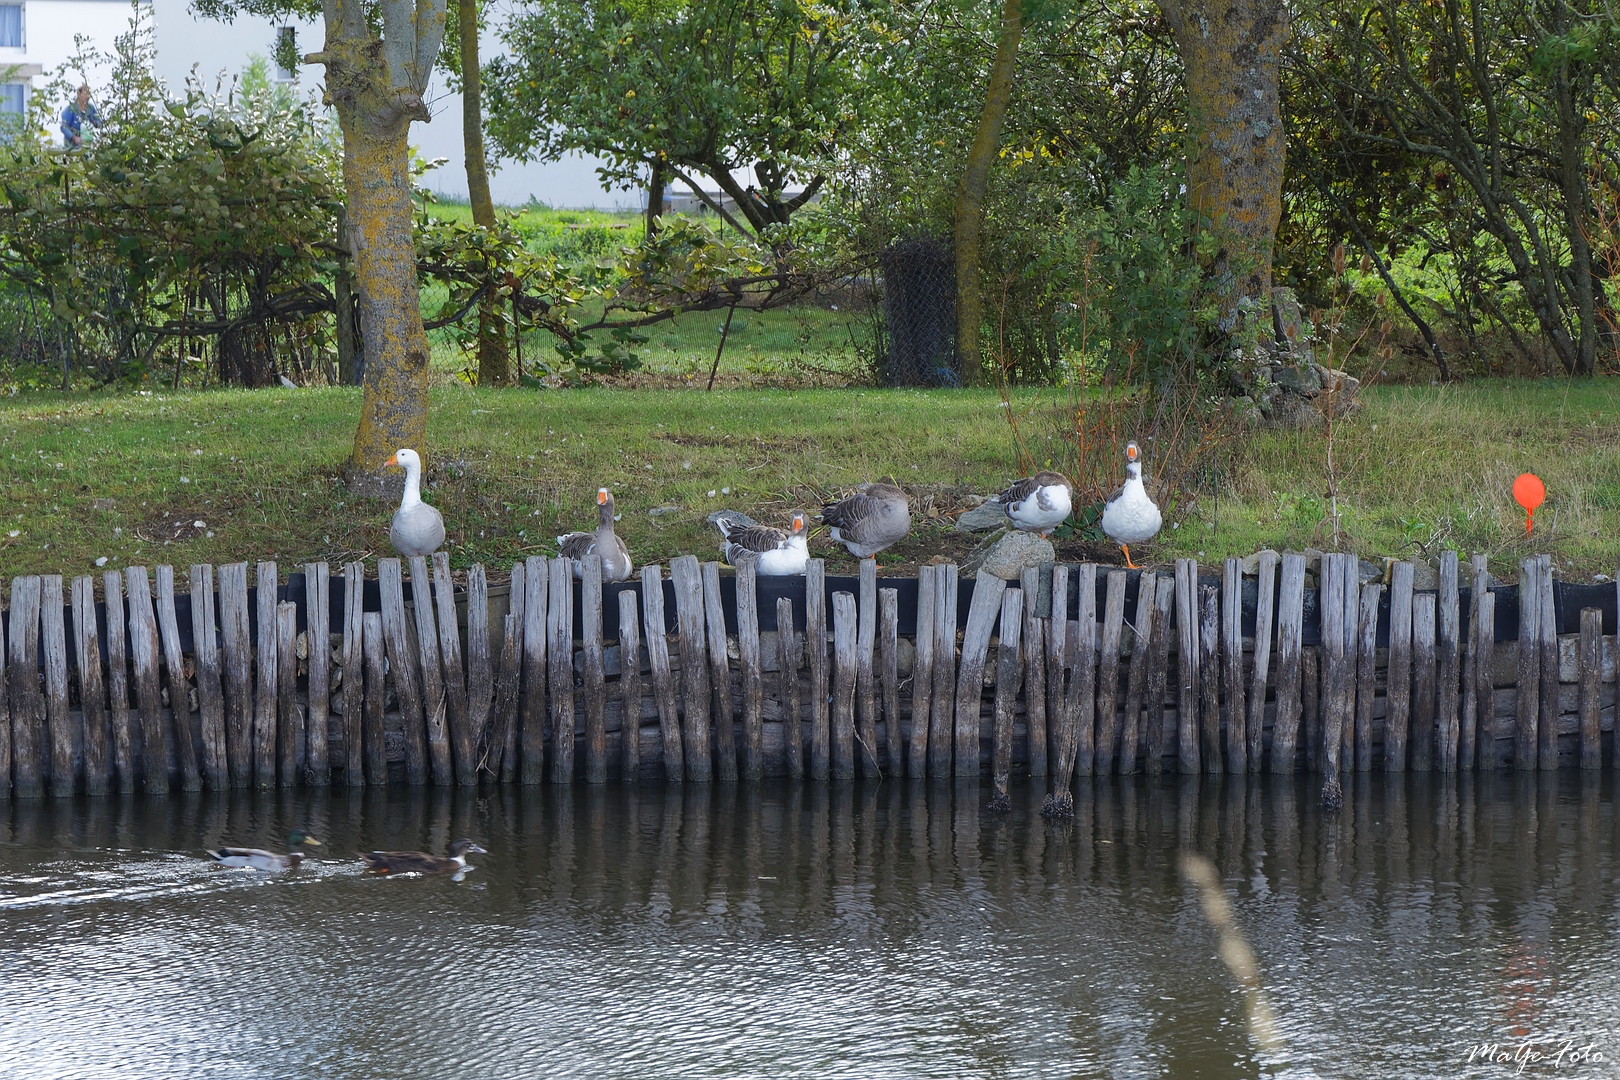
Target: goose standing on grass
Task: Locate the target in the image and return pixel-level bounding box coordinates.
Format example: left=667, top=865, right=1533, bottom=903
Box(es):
left=360, top=839, right=487, bottom=877
left=1100, top=441, right=1161, bottom=569
left=557, top=488, right=633, bottom=582
left=717, top=512, right=810, bottom=575
left=995, top=471, right=1073, bottom=536
left=386, top=448, right=445, bottom=558
left=207, top=831, right=322, bottom=871
left=821, top=483, right=911, bottom=560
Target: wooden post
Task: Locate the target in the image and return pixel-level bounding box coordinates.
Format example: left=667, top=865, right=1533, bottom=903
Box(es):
left=1387, top=560, right=1414, bottom=772
left=1045, top=564, right=1069, bottom=778
left=1198, top=584, right=1221, bottom=774
left=907, top=565, right=935, bottom=777
left=670, top=555, right=712, bottom=783
left=410, top=555, right=452, bottom=786
left=1068, top=563, right=1098, bottom=779
left=580, top=555, right=608, bottom=784
left=188, top=565, right=227, bottom=790
left=735, top=561, right=765, bottom=781
left=0, top=588, right=9, bottom=800
left=700, top=560, right=736, bottom=782
left=877, top=587, right=901, bottom=776
left=1475, top=590, right=1496, bottom=770
left=1319, top=554, right=1345, bottom=779
left=1143, top=574, right=1174, bottom=777
left=151, top=567, right=200, bottom=792
left=642, top=566, right=683, bottom=782
left=124, top=568, right=168, bottom=794
left=431, top=553, right=474, bottom=785
left=929, top=563, right=959, bottom=778
left=1121, top=571, right=1157, bottom=775
left=954, top=572, right=1007, bottom=778
left=103, top=570, right=133, bottom=792
left=252, top=561, right=278, bottom=787
left=1247, top=551, right=1278, bottom=772
left=776, top=596, right=802, bottom=780
left=521, top=556, right=549, bottom=784
left=1095, top=570, right=1126, bottom=774
left=503, top=562, right=525, bottom=782
left=72, top=575, right=110, bottom=795
left=1174, top=559, right=1200, bottom=774
left=548, top=555, right=577, bottom=785
left=466, top=565, right=496, bottom=781
left=806, top=559, right=830, bottom=782
left=1514, top=556, right=1539, bottom=770
left=340, top=562, right=365, bottom=783
left=1356, top=582, right=1381, bottom=773
left=1222, top=558, right=1246, bottom=774
left=7, top=576, right=45, bottom=798
left=1411, top=594, right=1437, bottom=772
left=618, top=589, right=643, bottom=782
left=1438, top=550, right=1460, bottom=771
left=1271, top=553, right=1305, bottom=774
left=488, top=613, right=522, bottom=780
left=856, top=558, right=879, bottom=779
left=303, top=562, right=331, bottom=786
left=1537, top=555, right=1558, bottom=772
left=831, top=590, right=858, bottom=781
left=1578, top=607, right=1601, bottom=770
left=1340, top=553, right=1360, bottom=769
left=41, top=576, right=75, bottom=797
left=361, top=611, right=387, bottom=784
left=1020, top=566, right=1048, bottom=780
left=1460, top=555, right=1485, bottom=771
left=378, top=559, right=427, bottom=785
left=990, top=588, right=1023, bottom=807
left=276, top=601, right=301, bottom=786
left=216, top=562, right=252, bottom=787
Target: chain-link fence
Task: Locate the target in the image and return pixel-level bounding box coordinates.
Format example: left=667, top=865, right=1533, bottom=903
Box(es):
left=876, top=237, right=959, bottom=387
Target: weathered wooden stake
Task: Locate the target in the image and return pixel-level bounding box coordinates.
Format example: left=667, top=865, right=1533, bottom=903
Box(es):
left=378, top=559, right=427, bottom=786
left=907, top=565, right=935, bottom=777
left=1247, top=550, right=1278, bottom=772
left=341, top=561, right=365, bottom=782
left=642, top=566, right=683, bottom=782
left=1411, top=594, right=1437, bottom=772
left=856, top=558, right=879, bottom=778
left=1068, top=562, right=1098, bottom=779
left=0, top=595, right=9, bottom=800
left=1356, top=582, right=1382, bottom=773
left=73, top=575, right=110, bottom=795
left=252, top=561, right=278, bottom=788
left=1174, top=559, right=1200, bottom=775
left=954, top=572, right=1007, bottom=779
left=502, top=562, right=524, bottom=783
left=153, top=566, right=200, bottom=792
left=466, top=565, right=496, bottom=780
left=409, top=555, right=451, bottom=786
left=806, top=559, right=829, bottom=783
left=1301, top=647, right=1321, bottom=774
left=735, top=562, right=764, bottom=782
left=1143, top=574, right=1174, bottom=777
left=1198, top=584, right=1222, bottom=774
left=1578, top=607, right=1602, bottom=770
left=1438, top=551, right=1460, bottom=771
left=1386, top=560, right=1414, bottom=772
left=126, top=567, right=168, bottom=794
left=990, top=588, right=1023, bottom=807
left=878, top=587, right=900, bottom=777
left=1514, top=556, right=1540, bottom=770
left=1460, top=555, right=1486, bottom=770
left=1221, top=558, right=1246, bottom=774
left=776, top=596, right=802, bottom=781
left=431, top=553, right=474, bottom=785
left=41, top=576, right=75, bottom=797
left=521, top=556, right=550, bottom=785
left=1095, top=570, right=1126, bottom=774
left=1537, top=555, right=1558, bottom=772
left=1044, top=564, right=1069, bottom=776
left=488, top=613, right=523, bottom=780
left=7, top=576, right=45, bottom=798
left=103, top=569, right=134, bottom=792
left=1120, top=571, right=1157, bottom=775
left=361, top=611, right=387, bottom=784
left=670, top=556, right=712, bottom=783
left=548, top=555, right=578, bottom=785
left=1319, top=554, right=1345, bottom=779
left=618, top=589, right=643, bottom=782
left=1474, top=590, right=1496, bottom=770
left=1271, top=553, right=1305, bottom=774
left=1020, top=567, right=1048, bottom=779
left=1340, top=553, right=1360, bottom=769
left=303, top=562, right=330, bottom=786
left=581, top=555, right=608, bottom=785
left=276, top=601, right=301, bottom=786
left=831, top=590, right=859, bottom=781
left=213, top=562, right=249, bottom=786
left=929, top=563, right=959, bottom=778
left=701, top=560, right=736, bottom=782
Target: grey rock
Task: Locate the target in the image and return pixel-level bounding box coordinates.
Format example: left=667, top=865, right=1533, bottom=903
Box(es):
left=647, top=505, right=683, bottom=526
left=962, top=530, right=1056, bottom=581
left=1262, top=394, right=1324, bottom=429
left=1272, top=287, right=1306, bottom=350
left=955, top=501, right=1009, bottom=533
left=1238, top=549, right=1281, bottom=576
left=1273, top=362, right=1322, bottom=395
left=706, top=508, right=758, bottom=528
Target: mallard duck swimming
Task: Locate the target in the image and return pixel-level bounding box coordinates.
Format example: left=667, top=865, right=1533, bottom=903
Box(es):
left=386, top=448, right=446, bottom=558
left=821, top=483, right=911, bottom=559
left=558, top=488, right=633, bottom=582
left=207, top=830, right=322, bottom=871
left=1100, top=441, right=1161, bottom=569
left=717, top=512, right=810, bottom=575
left=994, top=471, right=1073, bottom=536
left=359, top=839, right=487, bottom=876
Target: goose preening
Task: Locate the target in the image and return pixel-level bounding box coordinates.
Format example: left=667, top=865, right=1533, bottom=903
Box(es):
left=716, top=512, right=810, bottom=576
left=206, top=830, right=322, bottom=871
left=1100, top=441, right=1161, bottom=569
left=360, top=839, right=487, bottom=876
left=994, top=471, right=1073, bottom=536
left=385, top=448, right=446, bottom=558
left=821, top=483, right=911, bottom=560
left=557, top=488, right=633, bottom=582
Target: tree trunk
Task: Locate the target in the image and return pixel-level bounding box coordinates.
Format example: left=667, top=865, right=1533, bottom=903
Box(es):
left=646, top=160, right=666, bottom=238
left=1159, top=0, right=1289, bottom=337
left=460, top=0, right=510, bottom=387
left=953, top=0, right=1024, bottom=387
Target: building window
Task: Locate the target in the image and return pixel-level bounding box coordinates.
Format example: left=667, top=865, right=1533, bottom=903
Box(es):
left=274, top=26, right=296, bottom=82
left=0, top=4, right=25, bottom=49
left=1, top=83, right=24, bottom=115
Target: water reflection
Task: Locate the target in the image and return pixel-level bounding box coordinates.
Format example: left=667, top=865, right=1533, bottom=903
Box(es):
left=1, top=773, right=1616, bottom=1079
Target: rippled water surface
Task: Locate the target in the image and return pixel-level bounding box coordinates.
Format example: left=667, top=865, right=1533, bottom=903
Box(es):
left=2, top=774, right=1618, bottom=1079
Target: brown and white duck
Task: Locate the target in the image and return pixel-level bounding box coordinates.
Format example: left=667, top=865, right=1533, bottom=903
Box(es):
left=385, top=449, right=445, bottom=558
left=821, top=483, right=911, bottom=560
left=557, top=488, right=633, bottom=582
left=717, top=512, right=810, bottom=575
left=994, top=471, right=1073, bottom=536
left=360, top=839, right=487, bottom=876
left=1100, top=441, right=1161, bottom=569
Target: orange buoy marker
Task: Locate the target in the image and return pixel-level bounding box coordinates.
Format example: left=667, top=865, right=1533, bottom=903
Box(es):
left=1513, top=473, right=1545, bottom=535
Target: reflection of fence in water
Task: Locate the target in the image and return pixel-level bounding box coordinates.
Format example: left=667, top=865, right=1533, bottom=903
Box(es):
left=0, top=548, right=1616, bottom=799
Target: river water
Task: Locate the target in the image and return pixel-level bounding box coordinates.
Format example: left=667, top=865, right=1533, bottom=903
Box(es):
left=1, top=774, right=1616, bottom=1079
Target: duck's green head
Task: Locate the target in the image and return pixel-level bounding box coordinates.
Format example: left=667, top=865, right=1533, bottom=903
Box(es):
left=287, top=831, right=322, bottom=849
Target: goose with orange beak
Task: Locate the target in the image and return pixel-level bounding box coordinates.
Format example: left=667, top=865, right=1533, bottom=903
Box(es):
left=385, top=448, right=446, bottom=558
left=557, top=488, right=633, bottom=582
left=716, top=512, right=810, bottom=575
left=1100, top=441, right=1161, bottom=569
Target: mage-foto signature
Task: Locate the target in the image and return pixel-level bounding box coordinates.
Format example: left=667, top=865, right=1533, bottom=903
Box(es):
left=1466, top=1039, right=1605, bottom=1074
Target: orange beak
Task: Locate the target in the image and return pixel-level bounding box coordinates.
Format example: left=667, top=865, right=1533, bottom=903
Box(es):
left=384, top=455, right=398, bottom=467
left=597, top=489, right=609, bottom=505
left=793, top=515, right=804, bottom=529
left=1126, top=445, right=1138, bottom=462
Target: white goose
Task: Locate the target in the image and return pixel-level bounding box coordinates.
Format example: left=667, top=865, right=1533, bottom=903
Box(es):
left=994, top=471, right=1073, bottom=536
left=1100, top=441, right=1161, bottom=569
left=717, top=512, right=810, bottom=576
left=557, top=488, right=633, bottom=582
left=386, top=449, right=446, bottom=558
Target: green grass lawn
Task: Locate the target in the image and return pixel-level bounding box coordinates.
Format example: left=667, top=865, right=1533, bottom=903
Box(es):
left=2, top=381, right=1617, bottom=583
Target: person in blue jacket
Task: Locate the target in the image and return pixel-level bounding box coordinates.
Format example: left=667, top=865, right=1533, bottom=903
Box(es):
left=61, top=85, right=100, bottom=148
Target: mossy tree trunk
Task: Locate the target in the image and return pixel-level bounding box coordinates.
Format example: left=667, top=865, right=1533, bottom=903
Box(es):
left=308, top=0, right=447, bottom=494
left=459, top=0, right=511, bottom=386
left=953, top=0, right=1024, bottom=387
left=1158, top=0, right=1289, bottom=338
